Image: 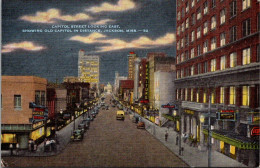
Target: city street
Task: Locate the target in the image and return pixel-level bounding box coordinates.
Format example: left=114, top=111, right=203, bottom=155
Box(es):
left=3, top=94, right=188, bottom=167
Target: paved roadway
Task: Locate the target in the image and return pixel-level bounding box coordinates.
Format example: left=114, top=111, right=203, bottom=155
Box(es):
left=3, top=94, right=188, bottom=167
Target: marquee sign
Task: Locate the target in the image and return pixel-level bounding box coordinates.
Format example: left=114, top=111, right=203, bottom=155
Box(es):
left=29, top=102, right=48, bottom=123
left=251, top=126, right=259, bottom=136
left=161, top=103, right=178, bottom=109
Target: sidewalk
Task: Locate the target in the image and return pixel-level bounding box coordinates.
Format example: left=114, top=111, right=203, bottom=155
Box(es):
left=131, top=112, right=247, bottom=167
left=1, top=114, right=85, bottom=157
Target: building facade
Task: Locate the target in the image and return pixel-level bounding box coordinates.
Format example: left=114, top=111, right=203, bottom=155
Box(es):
left=78, top=49, right=100, bottom=85
left=175, top=0, right=259, bottom=166
left=114, top=71, right=128, bottom=96
left=128, top=51, right=137, bottom=80
left=1, top=76, right=48, bottom=149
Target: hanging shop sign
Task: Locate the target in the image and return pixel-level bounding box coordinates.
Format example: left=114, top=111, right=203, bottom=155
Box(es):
left=161, top=103, right=178, bottom=109
left=29, top=102, right=48, bottom=123
left=216, top=112, right=236, bottom=121
left=144, top=63, right=149, bottom=100
left=251, top=126, right=260, bottom=136
left=184, top=109, right=194, bottom=115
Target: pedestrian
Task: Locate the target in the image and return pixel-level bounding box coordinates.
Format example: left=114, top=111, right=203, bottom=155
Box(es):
left=176, top=135, right=179, bottom=145
left=28, top=139, right=32, bottom=151
left=31, top=140, right=34, bottom=152
left=165, top=131, right=168, bottom=142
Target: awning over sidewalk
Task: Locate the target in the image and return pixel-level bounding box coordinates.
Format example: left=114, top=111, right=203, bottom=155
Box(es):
left=203, top=129, right=259, bottom=149
left=162, top=114, right=180, bottom=121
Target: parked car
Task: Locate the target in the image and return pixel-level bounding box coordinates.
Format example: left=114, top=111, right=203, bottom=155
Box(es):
left=86, top=116, right=94, bottom=121
left=137, top=121, right=145, bottom=129
left=71, top=129, right=84, bottom=141
left=116, top=110, right=125, bottom=120
left=91, top=112, right=96, bottom=118
left=78, top=123, right=87, bottom=132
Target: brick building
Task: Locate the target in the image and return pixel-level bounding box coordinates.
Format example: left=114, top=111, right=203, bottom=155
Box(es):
left=175, top=0, right=259, bottom=166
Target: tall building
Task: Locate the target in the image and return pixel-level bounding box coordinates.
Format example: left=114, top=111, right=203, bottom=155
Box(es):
left=78, top=49, right=99, bottom=86
left=175, top=0, right=259, bottom=166
left=114, top=71, right=128, bottom=96
left=128, top=51, right=137, bottom=80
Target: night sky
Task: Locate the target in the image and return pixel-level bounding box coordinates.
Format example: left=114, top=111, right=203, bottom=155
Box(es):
left=2, top=0, right=176, bottom=84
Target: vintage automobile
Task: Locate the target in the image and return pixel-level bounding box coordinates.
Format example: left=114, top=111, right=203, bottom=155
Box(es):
left=137, top=121, right=145, bottom=129
left=91, top=111, right=96, bottom=118
left=78, top=123, right=87, bottom=132
left=116, top=110, right=125, bottom=120
left=71, top=129, right=84, bottom=141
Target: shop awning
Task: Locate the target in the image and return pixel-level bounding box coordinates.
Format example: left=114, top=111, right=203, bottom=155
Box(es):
left=162, top=114, right=180, bottom=121
left=203, top=129, right=259, bottom=149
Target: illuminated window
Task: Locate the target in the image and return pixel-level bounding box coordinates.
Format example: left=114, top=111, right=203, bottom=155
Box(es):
left=191, top=31, right=195, bottom=42
left=230, top=52, right=237, bottom=68
left=177, top=11, right=181, bottom=21
left=211, top=59, right=216, bottom=72
left=211, top=92, right=215, bottom=104
left=203, top=91, right=207, bottom=103
left=181, top=53, right=184, bottom=62
left=220, top=33, right=226, bottom=47
left=182, top=22, right=185, bottom=32
left=181, top=69, right=184, bottom=78
left=185, top=88, right=188, bottom=101
left=220, top=9, right=226, bottom=25
left=186, top=2, right=189, bottom=13
left=197, top=27, right=201, bottom=39
left=242, top=0, right=251, bottom=11
left=203, top=1, right=208, bottom=14
left=14, top=95, right=21, bottom=109
left=203, top=21, right=208, bottom=35
left=242, top=47, right=251, bottom=65
left=191, top=13, right=196, bottom=25
left=203, top=40, right=208, bottom=53
left=186, top=18, right=189, bottom=29
left=242, top=86, right=250, bottom=106
left=191, top=88, right=194, bottom=101
left=196, top=91, right=199, bottom=102
left=211, top=16, right=216, bottom=30
left=197, top=45, right=201, bottom=55
left=220, top=87, right=225, bottom=104
left=211, top=37, right=216, bottom=50
left=181, top=38, right=184, bottom=48
left=191, top=0, right=195, bottom=7
left=197, top=8, right=201, bottom=20
left=191, top=48, right=195, bottom=58
left=220, top=56, right=226, bottom=70
left=229, top=86, right=236, bottom=105
left=191, top=65, right=194, bottom=76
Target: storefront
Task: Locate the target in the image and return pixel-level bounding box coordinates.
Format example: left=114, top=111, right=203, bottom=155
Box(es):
left=183, top=109, right=200, bottom=143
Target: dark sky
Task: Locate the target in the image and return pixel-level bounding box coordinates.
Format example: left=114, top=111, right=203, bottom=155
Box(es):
left=2, top=0, right=176, bottom=84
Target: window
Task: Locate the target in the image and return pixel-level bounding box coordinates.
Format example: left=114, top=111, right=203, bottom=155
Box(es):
left=242, top=19, right=251, bottom=37
left=191, top=48, right=195, bottom=58
left=230, top=26, right=237, bottom=42
left=14, top=95, right=21, bottom=109
left=181, top=69, right=184, bottom=78
left=197, top=63, right=201, bottom=74
left=185, top=35, right=189, bottom=46
left=35, top=91, right=40, bottom=105
left=203, top=40, right=208, bottom=53
left=242, top=86, right=250, bottom=106
left=185, top=50, right=189, bottom=60
left=203, top=1, right=208, bottom=14
left=181, top=53, right=184, bottom=62
left=211, top=59, right=216, bottom=72
left=191, top=88, right=194, bottom=101
left=197, top=27, right=201, bottom=39
left=177, top=70, right=180, bottom=78
left=182, top=22, right=185, bottom=32
left=182, top=8, right=185, bottom=18
left=192, top=13, right=196, bottom=25
left=230, top=52, right=237, bottom=67
left=177, top=26, right=180, bottom=35
left=211, top=0, right=216, bottom=8
left=191, top=0, right=195, bottom=7
left=229, top=86, right=236, bottom=105
left=41, top=91, right=45, bottom=106
left=220, top=9, right=226, bottom=25
left=186, top=18, right=189, bottom=29
left=211, top=16, right=216, bottom=30
left=197, top=45, right=201, bottom=55
left=196, top=91, right=199, bottom=102
left=211, top=37, right=216, bottom=50
left=191, top=65, right=194, bottom=76
left=220, top=33, right=226, bottom=47
left=220, top=56, right=226, bottom=70
left=242, top=0, right=251, bottom=11
left=185, top=68, right=190, bottom=77
left=203, top=91, right=207, bottom=103
left=177, top=89, right=179, bottom=99
left=242, top=47, right=251, bottom=65
left=177, top=55, right=180, bottom=64
left=211, top=91, right=215, bottom=104
left=181, top=38, right=184, bottom=48
left=197, top=8, right=201, bottom=20
left=177, top=41, right=179, bottom=50
left=203, top=21, right=208, bottom=35
left=220, top=87, right=225, bottom=104
left=185, top=88, right=188, bottom=101
left=258, top=13, right=260, bottom=31
left=191, top=31, right=195, bottom=42
left=177, top=11, right=181, bottom=21
left=186, top=2, right=189, bottom=13
left=204, top=61, right=208, bottom=73
left=230, top=0, right=237, bottom=17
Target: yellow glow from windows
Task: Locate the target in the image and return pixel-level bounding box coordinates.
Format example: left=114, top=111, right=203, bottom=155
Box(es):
left=220, top=87, right=224, bottom=104
left=211, top=92, right=215, bottom=104
left=203, top=92, right=207, bottom=103
left=191, top=89, right=194, bottom=101
left=1, top=134, right=17, bottom=143
left=242, top=86, right=249, bottom=106
left=196, top=92, right=199, bottom=102
left=229, top=86, right=236, bottom=105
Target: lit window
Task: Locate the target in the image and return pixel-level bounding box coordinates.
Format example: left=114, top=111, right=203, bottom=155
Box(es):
left=203, top=1, right=208, bottom=14
left=203, top=91, right=207, bottom=103
left=203, top=21, right=208, bottom=35
left=181, top=53, right=184, bottom=62
left=197, top=27, right=201, bottom=39
left=185, top=88, right=188, bottom=101
left=186, top=18, right=189, bottom=29
left=191, top=65, right=194, bottom=76
left=242, top=0, right=251, bottom=11
left=220, top=56, right=226, bottom=70
left=197, top=8, right=201, bottom=20
left=191, top=48, right=195, bottom=58
left=182, top=22, right=185, bottom=32
left=177, top=26, right=180, bottom=35
left=220, top=87, right=225, bottom=104
left=191, top=31, right=195, bottom=42
left=230, top=1, right=237, bottom=17
left=211, top=59, right=216, bottom=72
left=211, top=92, right=215, bottom=104
left=242, top=47, right=251, bottom=65
left=203, top=40, right=208, bottom=53
left=211, top=37, right=216, bottom=50
left=181, top=69, right=184, bottom=78
left=186, top=2, right=189, bottom=13
left=220, top=33, right=226, bottom=47
left=229, top=86, right=236, bottom=105
left=181, top=38, right=184, bottom=48
left=242, top=86, right=250, bottom=106
left=14, top=95, right=21, bottom=109
left=220, top=9, right=226, bottom=25
left=177, top=41, right=179, bottom=50
left=230, top=52, right=237, bottom=68
left=191, top=0, right=195, bottom=7
left=211, top=16, right=216, bottom=30
left=191, top=89, right=194, bottom=101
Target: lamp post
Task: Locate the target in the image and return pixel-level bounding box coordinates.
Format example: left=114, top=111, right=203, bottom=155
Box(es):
left=208, top=94, right=212, bottom=167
